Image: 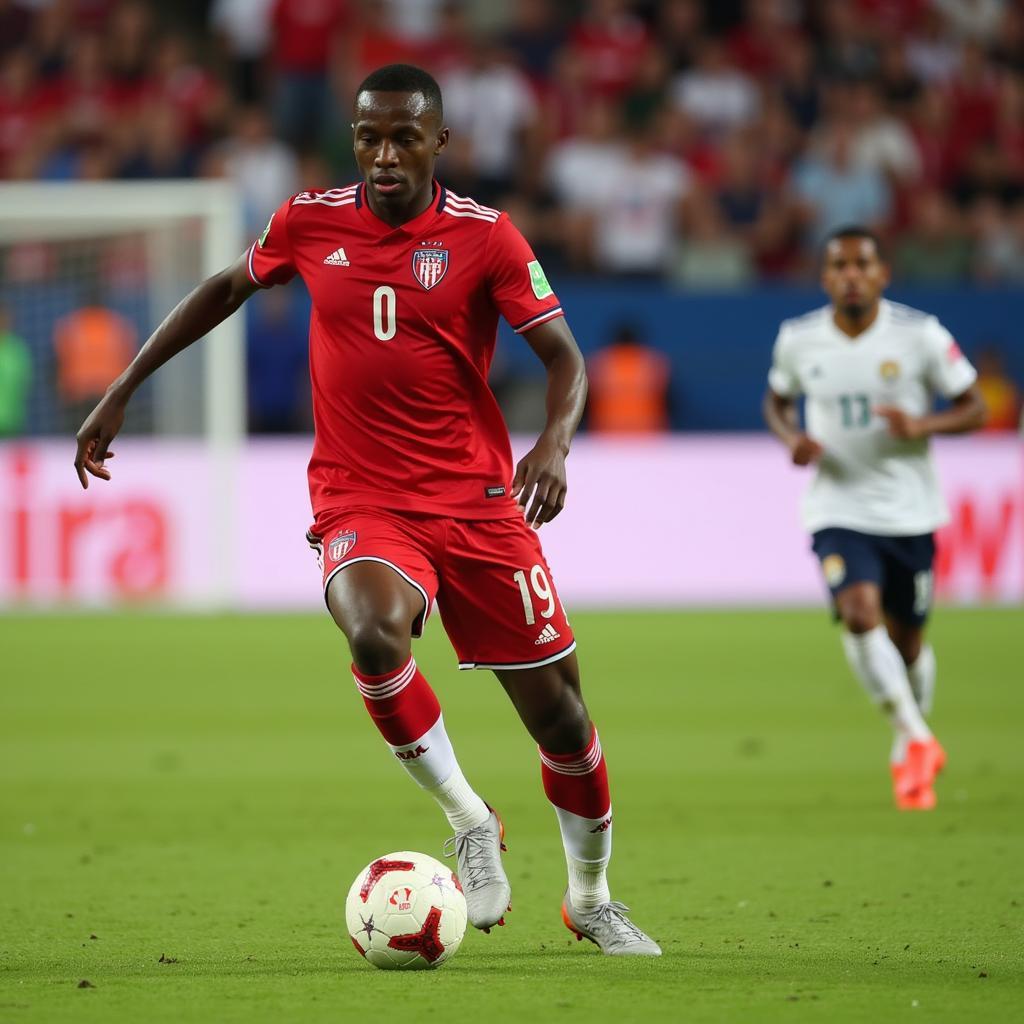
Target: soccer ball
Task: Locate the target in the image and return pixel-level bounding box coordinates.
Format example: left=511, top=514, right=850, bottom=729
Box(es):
left=345, top=850, right=468, bottom=970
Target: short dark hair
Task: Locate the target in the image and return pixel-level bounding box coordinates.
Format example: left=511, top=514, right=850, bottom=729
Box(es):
left=823, top=225, right=885, bottom=260
left=355, top=64, right=443, bottom=120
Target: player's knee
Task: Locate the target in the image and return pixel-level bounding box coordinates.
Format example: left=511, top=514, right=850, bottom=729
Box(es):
left=837, top=589, right=881, bottom=635
left=894, top=633, right=922, bottom=666
left=344, top=615, right=410, bottom=676
left=533, top=688, right=590, bottom=753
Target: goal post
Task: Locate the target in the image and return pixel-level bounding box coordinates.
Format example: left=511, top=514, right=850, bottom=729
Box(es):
left=0, top=180, right=247, bottom=606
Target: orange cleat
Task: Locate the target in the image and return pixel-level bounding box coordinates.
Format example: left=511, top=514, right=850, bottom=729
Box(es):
left=893, top=738, right=946, bottom=810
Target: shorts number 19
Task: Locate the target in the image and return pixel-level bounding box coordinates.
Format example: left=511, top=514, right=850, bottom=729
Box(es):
left=513, top=564, right=555, bottom=626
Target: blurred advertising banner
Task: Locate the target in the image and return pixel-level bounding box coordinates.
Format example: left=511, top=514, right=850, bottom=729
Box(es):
left=1, top=436, right=1021, bottom=609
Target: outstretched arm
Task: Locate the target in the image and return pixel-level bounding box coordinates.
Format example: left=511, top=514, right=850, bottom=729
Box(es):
left=762, top=389, right=822, bottom=466
left=875, top=384, right=987, bottom=439
left=512, top=317, right=588, bottom=528
left=74, top=255, right=260, bottom=488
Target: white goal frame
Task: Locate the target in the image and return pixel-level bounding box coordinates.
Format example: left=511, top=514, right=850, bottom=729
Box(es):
left=0, top=180, right=246, bottom=605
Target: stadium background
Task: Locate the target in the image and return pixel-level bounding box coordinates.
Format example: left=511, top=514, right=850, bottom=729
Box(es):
left=1, top=3, right=1023, bottom=1022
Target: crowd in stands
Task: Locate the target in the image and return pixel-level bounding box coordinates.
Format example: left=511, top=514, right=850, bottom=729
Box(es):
left=2, top=0, right=1024, bottom=285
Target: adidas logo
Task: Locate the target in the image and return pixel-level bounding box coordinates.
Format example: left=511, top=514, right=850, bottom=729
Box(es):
left=535, top=623, right=561, bottom=646
left=323, top=247, right=350, bottom=266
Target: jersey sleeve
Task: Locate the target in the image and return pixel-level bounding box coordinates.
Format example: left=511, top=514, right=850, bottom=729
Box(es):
left=486, top=214, right=564, bottom=334
left=246, top=197, right=298, bottom=288
left=922, top=316, right=977, bottom=398
left=767, top=326, right=801, bottom=397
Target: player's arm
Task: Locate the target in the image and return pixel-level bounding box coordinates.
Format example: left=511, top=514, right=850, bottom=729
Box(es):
left=74, top=255, right=259, bottom=488
left=875, top=384, right=987, bottom=440
left=763, top=389, right=822, bottom=466
left=512, top=317, right=587, bottom=528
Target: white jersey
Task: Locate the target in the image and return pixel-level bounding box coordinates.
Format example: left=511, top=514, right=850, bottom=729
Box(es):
left=768, top=299, right=977, bottom=536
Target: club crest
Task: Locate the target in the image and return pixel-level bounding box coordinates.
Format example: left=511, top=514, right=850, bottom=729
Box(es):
left=412, top=248, right=449, bottom=290
left=328, top=530, right=357, bottom=561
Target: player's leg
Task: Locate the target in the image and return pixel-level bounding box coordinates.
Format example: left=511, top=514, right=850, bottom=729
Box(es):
left=878, top=535, right=944, bottom=803
left=814, top=530, right=933, bottom=801
left=440, top=517, right=658, bottom=955
left=493, top=656, right=659, bottom=955
left=310, top=513, right=496, bottom=897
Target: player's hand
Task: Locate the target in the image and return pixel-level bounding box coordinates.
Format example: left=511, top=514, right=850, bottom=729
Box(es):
left=74, top=392, right=126, bottom=489
left=512, top=436, right=568, bottom=529
left=788, top=433, right=823, bottom=466
left=874, top=405, right=925, bottom=440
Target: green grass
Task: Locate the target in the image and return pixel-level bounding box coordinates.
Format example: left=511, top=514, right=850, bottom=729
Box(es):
left=1, top=609, right=1022, bottom=1023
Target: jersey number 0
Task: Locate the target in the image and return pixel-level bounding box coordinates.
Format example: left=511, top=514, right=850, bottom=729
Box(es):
left=373, top=286, right=397, bottom=341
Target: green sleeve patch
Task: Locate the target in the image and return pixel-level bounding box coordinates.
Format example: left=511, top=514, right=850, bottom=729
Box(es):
left=528, top=260, right=553, bottom=300
left=258, top=214, right=274, bottom=248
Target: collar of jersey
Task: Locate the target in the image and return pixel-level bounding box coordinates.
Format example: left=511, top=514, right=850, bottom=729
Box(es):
left=354, top=180, right=447, bottom=237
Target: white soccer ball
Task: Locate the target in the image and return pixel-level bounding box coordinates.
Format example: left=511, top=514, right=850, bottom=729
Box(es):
left=345, top=850, right=468, bottom=970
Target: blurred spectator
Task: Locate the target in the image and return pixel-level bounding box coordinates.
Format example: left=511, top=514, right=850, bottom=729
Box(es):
left=146, top=33, right=227, bottom=150
left=0, top=304, right=31, bottom=438
left=906, top=8, right=961, bottom=83
left=208, top=105, right=299, bottom=234
left=670, top=36, right=759, bottom=137
left=578, top=120, right=693, bottom=277
left=269, top=0, right=349, bottom=150
left=775, top=33, right=820, bottom=132
left=815, top=0, right=879, bottom=80
left=210, top=0, right=275, bottom=103
left=727, top=0, right=804, bottom=80
left=587, top=324, right=671, bottom=433
left=0, top=0, right=33, bottom=58
left=974, top=345, right=1021, bottom=431
left=53, top=299, right=136, bottom=430
left=441, top=37, right=540, bottom=203
left=971, top=197, right=1024, bottom=281
left=793, top=122, right=892, bottom=248
left=846, top=78, right=921, bottom=186
left=501, top=0, right=566, bottom=86
left=672, top=197, right=755, bottom=289
left=657, top=0, right=704, bottom=74
left=992, top=2, right=1024, bottom=72
left=566, top=0, right=652, bottom=100
left=893, top=188, right=971, bottom=281
left=877, top=38, right=924, bottom=115
left=932, top=0, right=1007, bottom=45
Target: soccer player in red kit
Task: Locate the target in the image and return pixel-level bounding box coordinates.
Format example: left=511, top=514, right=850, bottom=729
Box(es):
left=74, top=64, right=660, bottom=956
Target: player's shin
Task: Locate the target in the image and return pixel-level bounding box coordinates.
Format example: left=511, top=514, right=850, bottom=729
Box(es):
left=352, top=656, right=489, bottom=831
left=907, top=644, right=936, bottom=716
left=841, top=626, right=932, bottom=753
left=539, top=726, right=612, bottom=912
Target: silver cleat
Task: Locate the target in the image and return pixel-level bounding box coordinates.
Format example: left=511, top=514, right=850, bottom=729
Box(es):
left=443, top=807, right=511, bottom=931
left=561, top=894, right=662, bottom=956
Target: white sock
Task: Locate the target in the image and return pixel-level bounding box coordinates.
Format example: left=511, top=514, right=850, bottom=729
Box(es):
left=387, top=715, right=489, bottom=832
left=907, top=645, right=936, bottom=716
left=552, top=806, right=612, bottom=911
left=841, top=626, right=932, bottom=758
left=426, top=765, right=490, bottom=833
left=892, top=645, right=937, bottom=763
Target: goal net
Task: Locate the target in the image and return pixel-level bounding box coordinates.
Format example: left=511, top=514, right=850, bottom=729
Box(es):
left=0, top=180, right=245, bottom=444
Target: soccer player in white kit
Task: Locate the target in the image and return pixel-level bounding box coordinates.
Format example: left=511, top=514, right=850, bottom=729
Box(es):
left=763, top=227, right=987, bottom=810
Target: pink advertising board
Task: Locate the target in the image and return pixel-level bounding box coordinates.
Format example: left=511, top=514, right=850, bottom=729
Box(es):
left=1, top=436, right=1020, bottom=609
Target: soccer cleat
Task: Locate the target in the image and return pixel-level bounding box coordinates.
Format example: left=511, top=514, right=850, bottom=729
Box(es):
left=895, top=738, right=946, bottom=804
left=561, top=893, right=662, bottom=956
left=443, top=806, right=511, bottom=931
left=891, top=761, right=937, bottom=810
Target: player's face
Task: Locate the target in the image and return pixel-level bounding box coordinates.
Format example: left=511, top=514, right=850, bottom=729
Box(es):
left=821, top=237, right=890, bottom=317
left=352, top=91, right=448, bottom=208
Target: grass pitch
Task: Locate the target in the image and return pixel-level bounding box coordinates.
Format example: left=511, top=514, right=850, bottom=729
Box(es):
left=1, top=608, right=1022, bottom=1023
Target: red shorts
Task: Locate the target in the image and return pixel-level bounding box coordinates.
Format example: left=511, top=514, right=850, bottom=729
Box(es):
left=306, top=507, right=576, bottom=671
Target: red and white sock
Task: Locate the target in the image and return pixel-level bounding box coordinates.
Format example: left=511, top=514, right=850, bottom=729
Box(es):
left=353, top=656, right=489, bottom=832
left=539, top=725, right=612, bottom=911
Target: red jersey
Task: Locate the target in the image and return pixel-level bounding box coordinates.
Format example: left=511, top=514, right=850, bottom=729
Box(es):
left=246, top=182, right=564, bottom=520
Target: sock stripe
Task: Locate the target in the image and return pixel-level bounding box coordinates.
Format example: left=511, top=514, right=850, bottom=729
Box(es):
left=353, top=657, right=417, bottom=700
left=538, top=731, right=603, bottom=776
